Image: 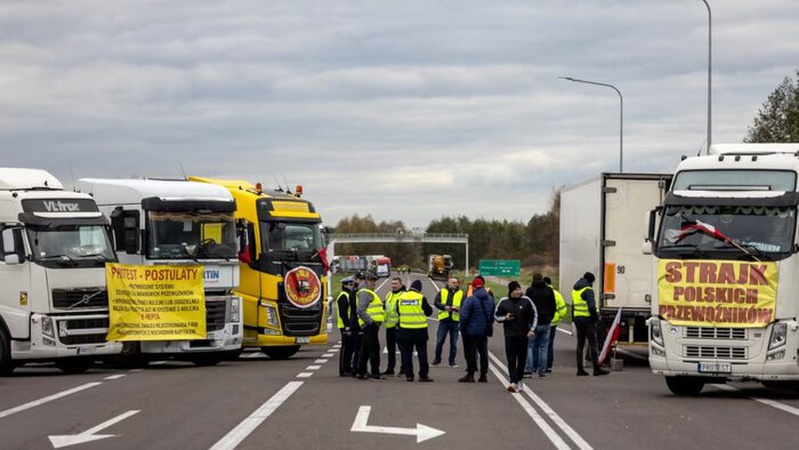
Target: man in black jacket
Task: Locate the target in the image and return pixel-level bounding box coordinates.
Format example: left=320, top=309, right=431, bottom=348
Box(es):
left=525, top=273, right=556, bottom=378
left=337, top=277, right=356, bottom=377
left=495, top=281, right=537, bottom=393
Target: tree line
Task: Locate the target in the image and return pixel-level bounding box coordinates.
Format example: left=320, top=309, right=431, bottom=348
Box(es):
left=330, top=190, right=560, bottom=273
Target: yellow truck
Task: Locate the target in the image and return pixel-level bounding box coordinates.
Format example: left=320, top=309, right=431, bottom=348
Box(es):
left=190, top=178, right=328, bottom=359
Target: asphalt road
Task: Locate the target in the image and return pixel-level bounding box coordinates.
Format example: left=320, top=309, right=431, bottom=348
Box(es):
left=1, top=272, right=798, bottom=450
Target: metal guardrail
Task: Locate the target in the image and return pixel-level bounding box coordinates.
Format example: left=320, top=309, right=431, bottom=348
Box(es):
left=329, top=233, right=468, bottom=243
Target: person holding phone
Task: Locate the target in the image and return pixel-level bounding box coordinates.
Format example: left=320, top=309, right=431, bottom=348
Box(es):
left=495, top=281, right=537, bottom=393
left=432, top=276, right=463, bottom=368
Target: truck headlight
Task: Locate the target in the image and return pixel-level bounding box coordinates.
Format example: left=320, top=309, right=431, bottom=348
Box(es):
left=41, top=316, right=54, bottom=338
left=769, top=322, right=787, bottom=350
left=230, top=297, right=241, bottom=323
left=266, top=304, right=278, bottom=327
left=650, top=318, right=664, bottom=347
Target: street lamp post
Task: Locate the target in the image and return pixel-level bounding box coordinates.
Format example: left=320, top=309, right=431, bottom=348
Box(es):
left=701, top=0, right=712, bottom=151
left=559, top=76, right=624, bottom=172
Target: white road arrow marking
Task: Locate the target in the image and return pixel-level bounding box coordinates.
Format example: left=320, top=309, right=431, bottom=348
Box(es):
left=350, top=405, right=445, bottom=443
left=48, top=410, right=139, bottom=448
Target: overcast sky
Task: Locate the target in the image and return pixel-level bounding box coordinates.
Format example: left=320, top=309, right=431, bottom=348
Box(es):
left=1, top=1, right=797, bottom=228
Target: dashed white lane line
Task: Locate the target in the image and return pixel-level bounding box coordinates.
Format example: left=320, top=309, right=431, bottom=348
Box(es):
left=209, top=381, right=304, bottom=450
left=296, top=372, right=314, bottom=378
left=314, top=359, right=328, bottom=364
left=0, top=382, right=103, bottom=420
left=128, top=369, right=144, bottom=373
left=104, top=374, right=127, bottom=380
left=713, top=384, right=799, bottom=417
left=322, top=353, right=334, bottom=358
left=305, top=365, right=322, bottom=370
left=328, top=349, right=339, bottom=353
left=488, top=351, right=592, bottom=450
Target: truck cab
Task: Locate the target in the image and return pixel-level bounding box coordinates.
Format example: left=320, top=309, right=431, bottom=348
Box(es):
left=78, top=178, right=242, bottom=366
left=0, top=168, right=122, bottom=374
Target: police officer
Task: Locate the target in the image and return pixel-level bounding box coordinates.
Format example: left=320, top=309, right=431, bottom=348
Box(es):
left=382, top=277, right=405, bottom=376
left=396, top=280, right=434, bottom=382
left=337, top=277, right=356, bottom=377
left=356, top=272, right=385, bottom=380
left=432, top=276, right=462, bottom=367
left=572, top=272, right=609, bottom=376
left=349, top=272, right=366, bottom=376
left=544, top=276, right=567, bottom=372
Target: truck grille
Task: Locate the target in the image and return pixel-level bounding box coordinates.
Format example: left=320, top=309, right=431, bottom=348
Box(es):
left=206, top=300, right=227, bottom=332
left=685, top=327, right=746, bottom=339
left=279, top=304, right=322, bottom=336
left=58, top=317, right=110, bottom=346
left=685, top=346, right=747, bottom=359
left=52, top=288, right=108, bottom=310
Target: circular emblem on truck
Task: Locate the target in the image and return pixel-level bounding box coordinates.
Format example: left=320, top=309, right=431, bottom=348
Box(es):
left=284, top=266, right=322, bottom=309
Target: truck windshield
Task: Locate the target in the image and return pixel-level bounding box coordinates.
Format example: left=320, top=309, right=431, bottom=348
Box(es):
left=27, top=225, right=116, bottom=268
left=657, top=205, right=796, bottom=260
left=260, top=221, right=322, bottom=258
left=147, top=211, right=236, bottom=259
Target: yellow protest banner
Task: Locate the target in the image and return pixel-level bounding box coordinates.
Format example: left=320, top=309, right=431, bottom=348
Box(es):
left=106, top=263, right=206, bottom=341
left=657, top=259, right=777, bottom=328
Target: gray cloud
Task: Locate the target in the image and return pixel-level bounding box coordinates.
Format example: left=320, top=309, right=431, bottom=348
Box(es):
left=0, top=0, right=797, bottom=227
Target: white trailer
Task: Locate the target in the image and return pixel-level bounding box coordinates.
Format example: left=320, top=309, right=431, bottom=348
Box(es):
left=78, top=178, right=242, bottom=366
left=0, top=169, right=122, bottom=374
left=560, top=173, right=672, bottom=351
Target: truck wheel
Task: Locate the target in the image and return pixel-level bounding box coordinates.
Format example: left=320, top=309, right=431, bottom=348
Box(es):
left=189, top=354, right=223, bottom=367
left=55, top=358, right=93, bottom=374
left=665, top=376, right=705, bottom=396
left=0, top=327, right=14, bottom=376
left=261, top=345, right=300, bottom=360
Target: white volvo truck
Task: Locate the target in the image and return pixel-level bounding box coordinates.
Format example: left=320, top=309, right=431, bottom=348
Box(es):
left=79, top=178, right=242, bottom=366
left=646, top=143, right=799, bottom=394
left=0, top=168, right=121, bottom=374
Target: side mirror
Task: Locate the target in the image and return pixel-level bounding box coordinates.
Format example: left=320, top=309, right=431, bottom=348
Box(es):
left=111, top=208, right=140, bottom=254
left=1, top=227, right=25, bottom=263
left=4, top=254, right=19, bottom=265
left=642, top=240, right=653, bottom=255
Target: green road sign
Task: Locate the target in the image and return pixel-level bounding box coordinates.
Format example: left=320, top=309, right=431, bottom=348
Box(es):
left=478, top=259, right=521, bottom=277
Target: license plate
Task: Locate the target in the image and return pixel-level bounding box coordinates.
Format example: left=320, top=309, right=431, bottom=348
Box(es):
left=296, top=337, right=310, bottom=344
left=77, top=347, right=97, bottom=355
left=698, top=362, right=731, bottom=374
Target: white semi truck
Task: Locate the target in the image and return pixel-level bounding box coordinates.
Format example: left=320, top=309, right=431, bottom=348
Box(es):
left=646, top=143, right=799, bottom=395
left=78, top=178, right=242, bottom=366
left=560, top=173, right=672, bottom=354
left=0, top=169, right=122, bottom=374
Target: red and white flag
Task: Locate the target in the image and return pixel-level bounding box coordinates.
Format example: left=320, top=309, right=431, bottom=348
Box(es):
left=598, top=308, right=622, bottom=366
left=674, top=219, right=730, bottom=243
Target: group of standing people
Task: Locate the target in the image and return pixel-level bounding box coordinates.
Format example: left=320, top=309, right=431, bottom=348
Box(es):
left=336, top=269, right=609, bottom=392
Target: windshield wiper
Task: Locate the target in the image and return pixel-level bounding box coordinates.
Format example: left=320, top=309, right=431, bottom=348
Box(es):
left=38, top=254, right=77, bottom=267
left=79, top=253, right=112, bottom=262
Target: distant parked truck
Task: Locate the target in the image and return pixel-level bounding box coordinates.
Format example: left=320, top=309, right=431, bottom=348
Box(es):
left=428, top=254, right=453, bottom=281
left=560, top=173, right=672, bottom=354
left=375, top=257, right=391, bottom=278
left=0, top=169, right=122, bottom=374
left=78, top=178, right=243, bottom=366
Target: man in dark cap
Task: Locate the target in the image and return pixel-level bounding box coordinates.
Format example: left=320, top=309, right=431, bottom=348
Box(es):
left=395, top=279, right=434, bottom=382
left=572, top=272, right=609, bottom=376
left=495, top=280, right=537, bottom=392
left=458, top=277, right=495, bottom=383
left=337, top=276, right=356, bottom=377
left=349, top=272, right=366, bottom=375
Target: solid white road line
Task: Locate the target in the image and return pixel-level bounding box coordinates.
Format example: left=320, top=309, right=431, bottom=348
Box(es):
left=557, top=326, right=573, bottom=336
left=489, top=352, right=593, bottom=450
left=486, top=362, right=571, bottom=450
left=0, top=382, right=103, bottom=420
left=104, top=374, right=127, bottom=380
left=209, top=381, right=304, bottom=450
left=713, top=384, right=799, bottom=417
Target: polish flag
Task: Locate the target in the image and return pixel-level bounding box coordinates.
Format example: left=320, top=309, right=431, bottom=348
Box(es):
left=598, top=308, right=622, bottom=366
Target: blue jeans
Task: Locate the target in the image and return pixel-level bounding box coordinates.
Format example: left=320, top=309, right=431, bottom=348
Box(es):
left=526, top=324, right=552, bottom=374
left=434, top=321, right=459, bottom=365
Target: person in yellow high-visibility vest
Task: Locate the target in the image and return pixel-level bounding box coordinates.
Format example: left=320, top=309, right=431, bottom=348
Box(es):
left=355, top=273, right=386, bottom=380
left=544, top=276, right=567, bottom=373
left=336, top=276, right=356, bottom=377
left=396, top=280, right=434, bottom=382
left=382, top=277, right=405, bottom=376
left=572, top=272, right=609, bottom=377
left=432, top=276, right=463, bottom=367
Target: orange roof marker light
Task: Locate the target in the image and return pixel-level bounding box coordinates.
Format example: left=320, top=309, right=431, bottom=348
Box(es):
left=295, top=185, right=303, bottom=197
left=255, top=182, right=263, bottom=194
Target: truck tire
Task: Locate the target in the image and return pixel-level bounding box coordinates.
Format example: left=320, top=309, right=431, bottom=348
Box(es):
left=189, top=354, right=223, bottom=367
left=261, top=345, right=300, bottom=360
left=0, top=327, right=14, bottom=376
left=55, top=358, right=93, bottom=374
left=665, top=376, right=705, bottom=396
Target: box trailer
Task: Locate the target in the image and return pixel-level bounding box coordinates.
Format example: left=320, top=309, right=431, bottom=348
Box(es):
left=560, top=173, right=672, bottom=352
